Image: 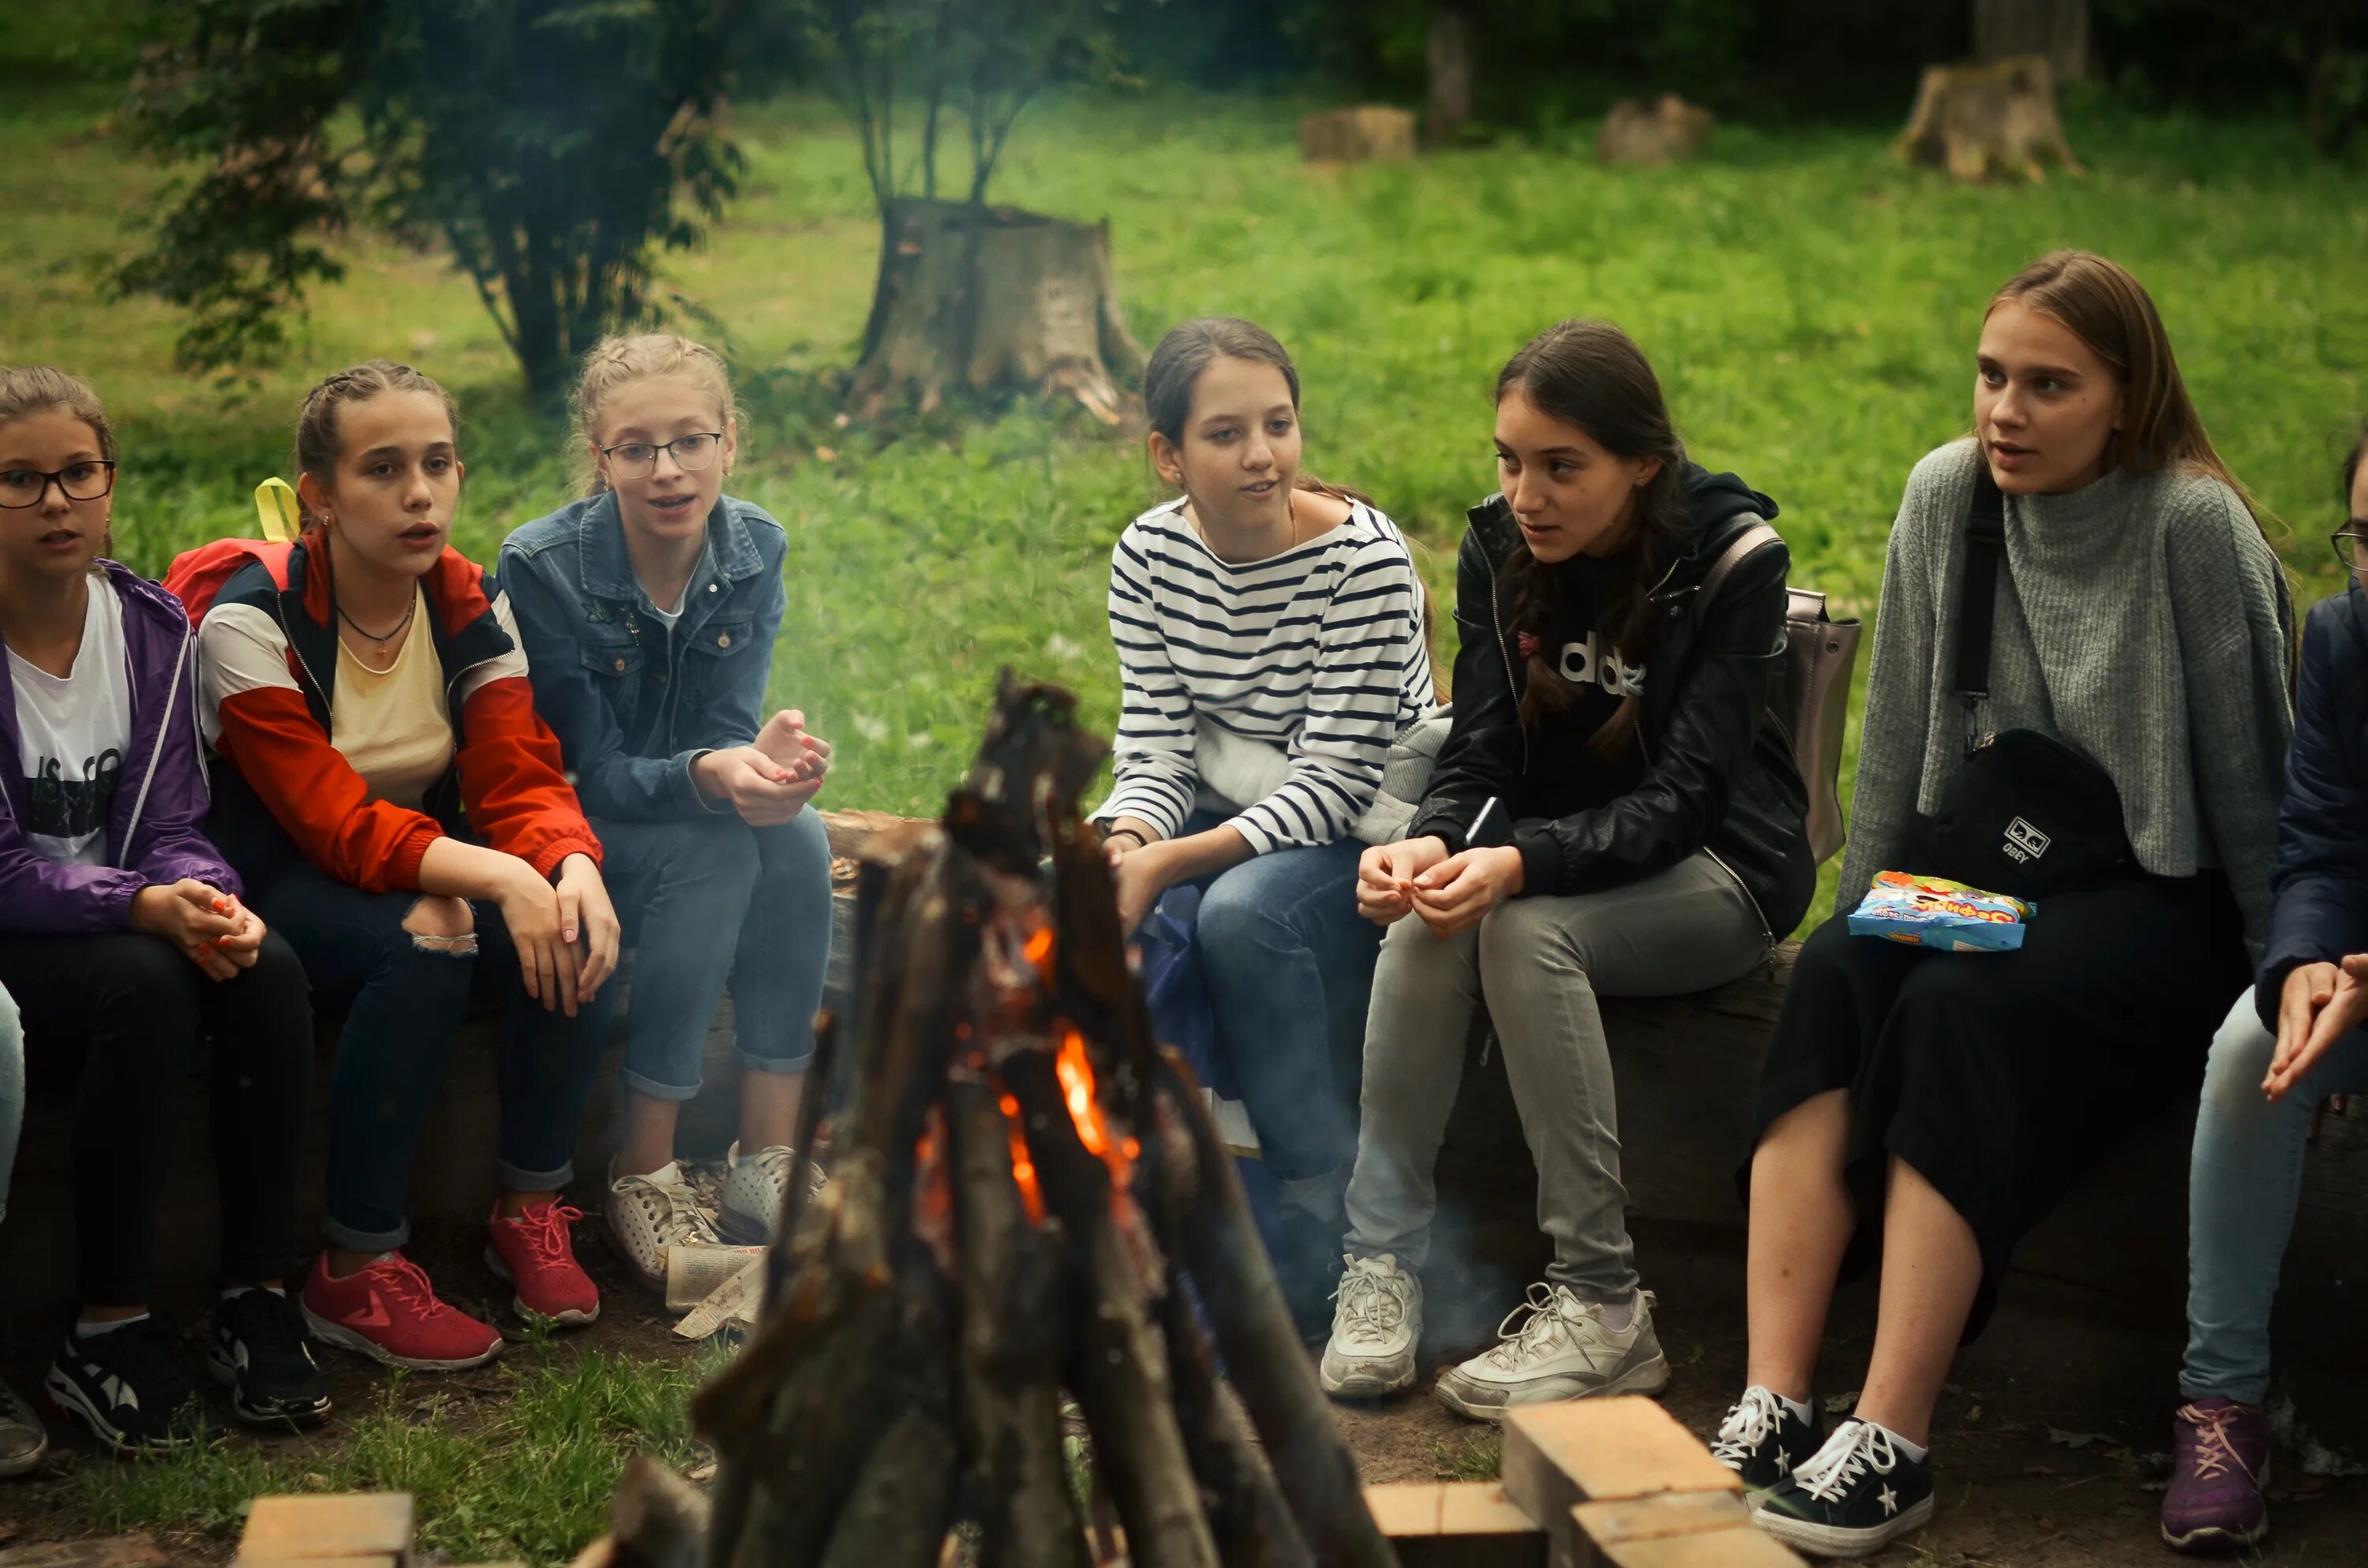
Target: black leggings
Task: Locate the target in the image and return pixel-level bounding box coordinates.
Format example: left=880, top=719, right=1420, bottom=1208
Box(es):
left=0, top=930, right=313, bottom=1306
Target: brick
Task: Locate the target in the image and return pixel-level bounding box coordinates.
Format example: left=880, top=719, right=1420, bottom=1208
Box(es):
left=236, top=1495, right=414, bottom=1568
left=1598, top=1529, right=1802, bottom=1567
left=1501, top=1398, right=1740, bottom=1567
left=1570, top=1490, right=1751, bottom=1551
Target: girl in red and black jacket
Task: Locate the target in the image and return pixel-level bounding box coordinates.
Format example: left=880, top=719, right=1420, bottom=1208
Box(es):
left=197, top=360, right=621, bottom=1372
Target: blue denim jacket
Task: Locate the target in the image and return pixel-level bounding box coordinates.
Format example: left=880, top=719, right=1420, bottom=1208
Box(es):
left=499, top=492, right=788, bottom=821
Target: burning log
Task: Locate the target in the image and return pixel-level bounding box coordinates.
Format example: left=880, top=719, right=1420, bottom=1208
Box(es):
left=681, top=673, right=1396, bottom=1568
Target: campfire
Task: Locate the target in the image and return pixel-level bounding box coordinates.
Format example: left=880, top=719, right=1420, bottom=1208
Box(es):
left=609, top=675, right=1396, bottom=1568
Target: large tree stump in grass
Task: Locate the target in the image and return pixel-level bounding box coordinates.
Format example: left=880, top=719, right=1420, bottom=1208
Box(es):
left=1299, top=106, right=1418, bottom=164
left=1598, top=94, right=1716, bottom=166
left=849, top=198, right=1146, bottom=424
left=1896, top=55, right=2082, bottom=182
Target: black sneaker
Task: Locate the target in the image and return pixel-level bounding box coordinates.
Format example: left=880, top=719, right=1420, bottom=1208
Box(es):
left=43, top=1319, right=227, bottom=1456
left=1755, top=1419, right=1935, bottom=1559
left=1711, top=1385, right=1826, bottom=1503
left=209, top=1289, right=332, bottom=1428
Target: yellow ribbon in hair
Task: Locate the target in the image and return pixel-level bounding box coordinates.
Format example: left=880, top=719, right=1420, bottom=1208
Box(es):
left=253, top=477, right=300, bottom=544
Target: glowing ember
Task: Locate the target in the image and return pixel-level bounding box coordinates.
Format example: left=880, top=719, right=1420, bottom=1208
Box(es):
left=998, top=1091, right=1047, bottom=1226
left=1054, top=1027, right=1141, bottom=1176
left=1022, top=924, right=1055, bottom=982
left=913, top=1106, right=955, bottom=1269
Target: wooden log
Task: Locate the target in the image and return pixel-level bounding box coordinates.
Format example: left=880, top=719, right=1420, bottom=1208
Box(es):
left=814, top=1403, right=961, bottom=1568
left=610, top=1458, right=710, bottom=1568
left=1154, top=1270, right=1314, bottom=1568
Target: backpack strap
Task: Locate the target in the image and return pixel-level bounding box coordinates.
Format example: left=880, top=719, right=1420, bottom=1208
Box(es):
left=1692, top=516, right=1784, bottom=627
left=1953, top=464, right=2008, bottom=699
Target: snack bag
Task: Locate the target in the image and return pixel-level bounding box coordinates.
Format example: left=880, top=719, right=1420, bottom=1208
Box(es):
left=1846, top=870, right=2036, bottom=952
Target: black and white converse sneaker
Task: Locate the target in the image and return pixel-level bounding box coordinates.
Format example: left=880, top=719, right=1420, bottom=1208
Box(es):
left=1711, top=1385, right=1825, bottom=1503
left=1755, top=1418, right=1935, bottom=1558
left=210, top=1289, right=333, bottom=1428
left=44, top=1319, right=227, bottom=1456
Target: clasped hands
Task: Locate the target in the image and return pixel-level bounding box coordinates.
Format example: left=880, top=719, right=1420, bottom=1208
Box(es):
left=1354, top=835, right=1525, bottom=937
left=129, top=878, right=265, bottom=981
left=693, top=707, right=834, bottom=825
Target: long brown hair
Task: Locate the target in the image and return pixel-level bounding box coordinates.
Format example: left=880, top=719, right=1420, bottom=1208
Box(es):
left=1988, top=251, right=2265, bottom=534
left=0, top=365, right=119, bottom=563
left=292, top=358, right=462, bottom=530
left=1141, top=317, right=1362, bottom=506
left=1495, top=320, right=1685, bottom=752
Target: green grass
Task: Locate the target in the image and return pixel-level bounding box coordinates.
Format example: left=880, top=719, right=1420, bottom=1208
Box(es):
left=1427, top=1428, right=1505, bottom=1482
left=4, top=84, right=2366, bottom=929
left=71, top=1345, right=721, bottom=1566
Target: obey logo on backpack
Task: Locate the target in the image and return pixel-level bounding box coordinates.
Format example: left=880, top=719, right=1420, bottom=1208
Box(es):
left=162, top=477, right=302, bottom=626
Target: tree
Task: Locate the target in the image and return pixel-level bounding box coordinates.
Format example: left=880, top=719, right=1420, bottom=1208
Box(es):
left=116, top=0, right=752, bottom=399
left=807, top=0, right=1147, bottom=419
left=1975, top=0, right=2089, bottom=80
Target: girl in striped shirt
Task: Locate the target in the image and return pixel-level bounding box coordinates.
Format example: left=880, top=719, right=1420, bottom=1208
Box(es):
left=1094, top=316, right=1432, bottom=1335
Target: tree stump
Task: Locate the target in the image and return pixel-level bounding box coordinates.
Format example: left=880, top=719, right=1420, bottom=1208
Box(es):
left=1895, top=55, right=2082, bottom=182
left=1597, top=94, right=1716, bottom=166
left=1298, top=106, right=1418, bottom=164
left=849, top=199, right=1146, bottom=424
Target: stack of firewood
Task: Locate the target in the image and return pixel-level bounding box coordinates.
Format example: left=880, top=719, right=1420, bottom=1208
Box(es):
left=605, top=675, right=1396, bottom=1568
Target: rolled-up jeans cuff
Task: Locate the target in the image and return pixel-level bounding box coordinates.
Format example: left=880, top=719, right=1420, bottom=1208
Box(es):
left=739, top=1046, right=815, bottom=1076
left=622, top=1066, right=703, bottom=1102
left=499, top=1157, right=575, bottom=1194
left=325, top=1214, right=411, bottom=1254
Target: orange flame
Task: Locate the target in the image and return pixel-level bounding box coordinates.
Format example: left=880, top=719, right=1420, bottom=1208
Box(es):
left=999, top=1091, right=1047, bottom=1226
left=1022, top=925, right=1055, bottom=982
left=1055, top=1027, right=1141, bottom=1177
left=913, top=1106, right=954, bottom=1269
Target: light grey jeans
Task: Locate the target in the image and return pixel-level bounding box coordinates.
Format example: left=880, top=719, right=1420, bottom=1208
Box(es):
left=0, top=983, right=21, bottom=1227
left=1342, top=851, right=1769, bottom=1301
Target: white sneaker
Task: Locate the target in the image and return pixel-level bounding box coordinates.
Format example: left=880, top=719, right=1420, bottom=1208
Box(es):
left=718, top=1142, right=824, bottom=1244
left=605, top=1159, right=721, bottom=1287
left=1320, top=1254, right=1423, bottom=1399
left=1433, top=1282, right=1670, bottom=1420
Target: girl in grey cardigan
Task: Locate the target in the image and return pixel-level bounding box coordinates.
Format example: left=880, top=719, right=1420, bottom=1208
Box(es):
left=1721, top=252, right=2293, bottom=1560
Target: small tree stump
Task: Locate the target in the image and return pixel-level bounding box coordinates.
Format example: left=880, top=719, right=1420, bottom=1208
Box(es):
left=1895, top=55, right=2082, bottom=182
left=849, top=198, right=1146, bottom=424
left=1299, top=107, right=1418, bottom=164
left=1597, top=94, right=1716, bottom=166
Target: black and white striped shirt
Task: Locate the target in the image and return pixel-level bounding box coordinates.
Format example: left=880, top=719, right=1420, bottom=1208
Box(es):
left=1098, top=497, right=1432, bottom=852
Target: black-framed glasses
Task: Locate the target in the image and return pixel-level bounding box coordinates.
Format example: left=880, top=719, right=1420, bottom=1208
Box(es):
left=2332, top=526, right=2368, bottom=574
left=0, top=461, right=117, bottom=509
left=598, top=432, right=723, bottom=479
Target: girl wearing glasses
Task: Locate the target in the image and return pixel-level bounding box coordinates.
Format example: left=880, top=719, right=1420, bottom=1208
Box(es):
left=2162, top=420, right=2368, bottom=1555
left=196, top=359, right=620, bottom=1372
left=500, top=334, right=833, bottom=1284
left=0, top=367, right=323, bottom=1458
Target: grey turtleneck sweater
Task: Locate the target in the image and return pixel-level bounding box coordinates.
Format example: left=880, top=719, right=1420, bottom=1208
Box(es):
left=1840, top=438, right=2294, bottom=949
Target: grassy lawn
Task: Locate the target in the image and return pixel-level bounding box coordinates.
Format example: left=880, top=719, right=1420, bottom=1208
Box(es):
left=5, top=84, right=2366, bottom=925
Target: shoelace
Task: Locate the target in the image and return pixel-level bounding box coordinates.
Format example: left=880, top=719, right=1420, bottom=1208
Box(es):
left=624, top=1172, right=719, bottom=1248
left=372, top=1254, right=459, bottom=1319
left=507, top=1202, right=586, bottom=1267
left=1796, top=1421, right=1899, bottom=1505
left=1483, top=1282, right=1598, bottom=1371
left=1332, top=1264, right=1410, bottom=1347
left=2178, top=1403, right=2259, bottom=1484
left=1712, top=1387, right=1783, bottom=1465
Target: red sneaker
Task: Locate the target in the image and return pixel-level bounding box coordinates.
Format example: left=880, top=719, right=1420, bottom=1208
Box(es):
left=301, top=1252, right=504, bottom=1372
left=485, top=1201, right=600, bottom=1327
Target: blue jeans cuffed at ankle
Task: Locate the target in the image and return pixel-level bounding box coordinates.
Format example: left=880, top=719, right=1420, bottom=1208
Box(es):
left=2183, top=986, right=2368, bottom=1405
left=599, top=809, right=834, bottom=1100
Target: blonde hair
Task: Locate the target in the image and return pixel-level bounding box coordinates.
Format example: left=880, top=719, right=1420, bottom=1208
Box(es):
left=568, top=333, right=739, bottom=496
left=292, top=358, right=462, bottom=527
left=0, top=365, right=120, bottom=562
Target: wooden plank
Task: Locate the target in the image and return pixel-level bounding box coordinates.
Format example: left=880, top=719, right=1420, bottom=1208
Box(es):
left=1594, top=1529, right=1800, bottom=1567
left=1501, top=1399, right=1740, bottom=1568
left=236, top=1494, right=413, bottom=1568
left=1565, top=1492, right=1752, bottom=1568
left=1367, top=1483, right=1548, bottom=1568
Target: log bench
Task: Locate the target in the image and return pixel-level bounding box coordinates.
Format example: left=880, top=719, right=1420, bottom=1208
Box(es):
left=9, top=810, right=2367, bottom=1368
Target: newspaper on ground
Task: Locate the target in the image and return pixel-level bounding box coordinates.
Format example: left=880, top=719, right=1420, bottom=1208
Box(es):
left=665, top=1243, right=766, bottom=1338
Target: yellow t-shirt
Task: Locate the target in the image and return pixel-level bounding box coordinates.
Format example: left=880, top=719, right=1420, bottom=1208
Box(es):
left=331, top=589, right=455, bottom=810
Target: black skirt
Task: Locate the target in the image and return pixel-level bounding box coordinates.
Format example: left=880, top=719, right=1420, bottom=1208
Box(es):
left=1742, top=874, right=2248, bottom=1341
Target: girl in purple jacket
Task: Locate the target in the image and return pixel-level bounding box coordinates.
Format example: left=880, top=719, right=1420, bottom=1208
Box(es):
left=0, top=368, right=325, bottom=1465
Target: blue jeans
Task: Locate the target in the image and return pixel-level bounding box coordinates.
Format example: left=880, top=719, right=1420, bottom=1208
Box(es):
left=0, top=984, right=18, bottom=1227
left=249, top=857, right=614, bottom=1253
left=1182, top=811, right=1379, bottom=1210
left=2183, top=986, right=2368, bottom=1404
left=596, top=810, right=835, bottom=1099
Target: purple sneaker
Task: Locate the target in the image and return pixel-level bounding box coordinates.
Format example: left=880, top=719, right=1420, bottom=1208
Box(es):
left=2160, top=1398, right=2270, bottom=1553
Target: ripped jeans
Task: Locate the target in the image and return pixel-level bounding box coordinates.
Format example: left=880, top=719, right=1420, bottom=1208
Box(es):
left=249, top=856, right=613, bottom=1253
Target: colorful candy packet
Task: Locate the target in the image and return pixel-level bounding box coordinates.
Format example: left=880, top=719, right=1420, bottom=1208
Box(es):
left=1846, top=870, right=2036, bottom=952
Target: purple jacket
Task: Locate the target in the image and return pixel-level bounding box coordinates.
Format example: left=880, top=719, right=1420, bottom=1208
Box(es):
left=0, top=561, right=238, bottom=933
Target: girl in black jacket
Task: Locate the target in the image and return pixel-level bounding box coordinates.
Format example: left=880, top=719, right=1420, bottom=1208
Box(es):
left=1318, top=320, right=1814, bottom=1417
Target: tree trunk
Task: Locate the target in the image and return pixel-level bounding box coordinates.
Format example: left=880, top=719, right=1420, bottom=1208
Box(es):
left=1974, top=0, right=2089, bottom=82
left=1895, top=56, right=2081, bottom=182
left=849, top=198, right=1146, bottom=424
left=1423, top=4, right=1472, bottom=148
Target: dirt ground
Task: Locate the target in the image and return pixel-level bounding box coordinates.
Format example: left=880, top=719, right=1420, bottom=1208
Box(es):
left=4, top=1211, right=2362, bottom=1566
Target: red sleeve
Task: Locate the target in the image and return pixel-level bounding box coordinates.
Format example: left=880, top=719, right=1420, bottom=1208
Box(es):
left=212, top=686, right=444, bottom=893
left=455, top=675, right=604, bottom=879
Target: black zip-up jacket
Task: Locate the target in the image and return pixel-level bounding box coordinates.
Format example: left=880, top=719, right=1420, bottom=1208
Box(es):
left=1406, top=464, right=1816, bottom=938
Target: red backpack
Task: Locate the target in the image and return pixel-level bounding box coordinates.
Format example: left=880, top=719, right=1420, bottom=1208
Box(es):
left=163, top=478, right=301, bottom=627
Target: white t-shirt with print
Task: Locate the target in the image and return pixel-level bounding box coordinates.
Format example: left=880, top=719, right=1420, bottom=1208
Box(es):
left=8, top=581, right=133, bottom=866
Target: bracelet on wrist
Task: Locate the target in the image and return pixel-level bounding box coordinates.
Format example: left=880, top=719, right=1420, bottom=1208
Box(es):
left=1104, top=827, right=1148, bottom=850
